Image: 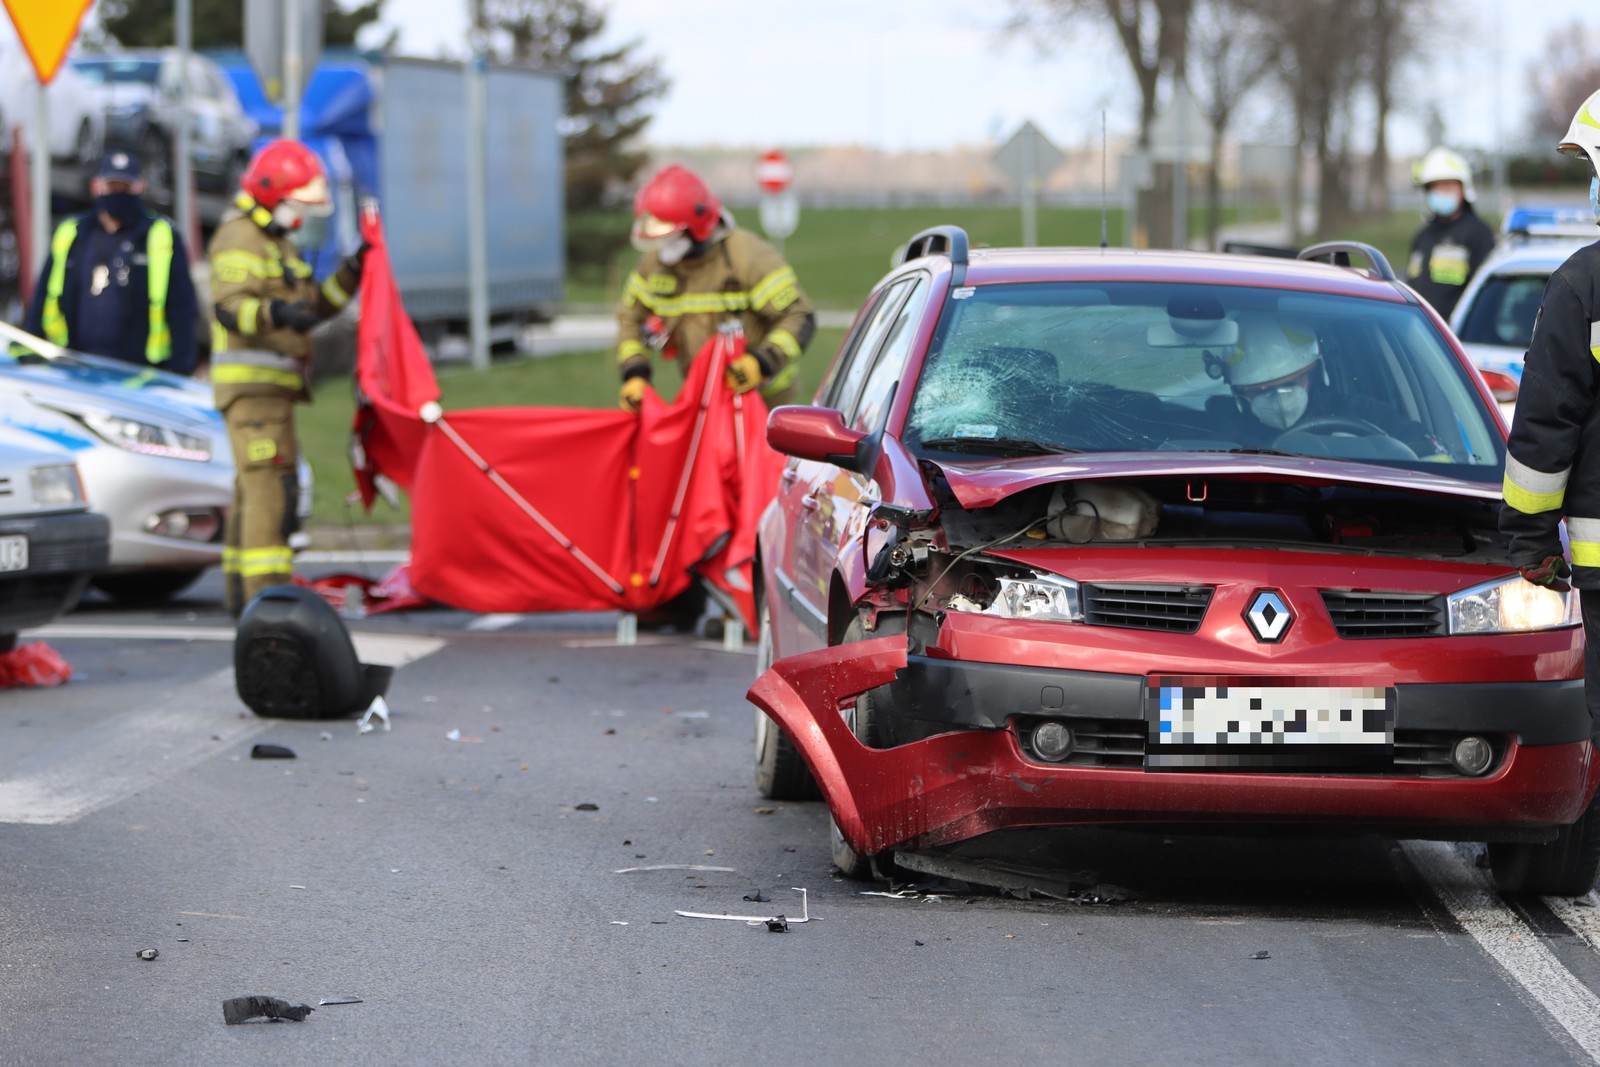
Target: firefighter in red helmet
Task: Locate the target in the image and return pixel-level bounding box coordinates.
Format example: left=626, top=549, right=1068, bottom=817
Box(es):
left=208, top=139, right=367, bottom=614
left=616, top=164, right=816, bottom=412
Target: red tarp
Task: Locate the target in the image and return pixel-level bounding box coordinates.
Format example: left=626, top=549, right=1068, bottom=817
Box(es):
left=350, top=210, right=783, bottom=632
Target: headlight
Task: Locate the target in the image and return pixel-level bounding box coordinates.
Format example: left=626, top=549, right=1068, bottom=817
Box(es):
left=29, top=463, right=83, bottom=507
left=78, top=411, right=212, bottom=461
left=1447, top=574, right=1579, bottom=635
left=948, top=573, right=1083, bottom=623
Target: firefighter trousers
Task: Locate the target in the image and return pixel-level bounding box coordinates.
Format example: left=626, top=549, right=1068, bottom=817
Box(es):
left=222, top=394, right=301, bottom=614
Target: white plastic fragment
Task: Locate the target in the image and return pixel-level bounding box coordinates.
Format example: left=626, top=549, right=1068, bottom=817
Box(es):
left=614, top=864, right=735, bottom=874
left=358, top=696, right=391, bottom=734
left=676, top=887, right=811, bottom=925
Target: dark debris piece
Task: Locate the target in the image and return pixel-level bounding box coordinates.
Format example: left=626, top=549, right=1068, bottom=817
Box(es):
left=765, top=917, right=789, bottom=933
left=1249, top=950, right=1271, bottom=960
left=136, top=948, right=158, bottom=961
left=574, top=803, right=599, bottom=812
left=742, top=891, right=770, bottom=903
left=222, top=996, right=315, bottom=1025
left=250, top=744, right=296, bottom=760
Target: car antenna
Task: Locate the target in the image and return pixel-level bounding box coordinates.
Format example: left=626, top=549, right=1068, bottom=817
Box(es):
left=1100, top=110, right=1110, bottom=249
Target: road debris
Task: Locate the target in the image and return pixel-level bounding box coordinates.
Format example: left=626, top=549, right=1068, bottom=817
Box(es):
left=614, top=864, right=735, bottom=874
left=0, top=642, right=72, bottom=687
left=610, top=921, right=629, bottom=926
left=1249, top=950, right=1271, bottom=960
left=575, top=803, right=599, bottom=812
left=445, top=729, right=483, bottom=742
left=676, top=887, right=810, bottom=927
left=136, top=948, right=158, bottom=961
left=317, top=996, right=362, bottom=1006
left=250, top=744, right=295, bottom=760
left=358, top=696, right=391, bottom=734
left=222, top=996, right=314, bottom=1024
left=893, top=852, right=1130, bottom=904
left=754, top=807, right=775, bottom=815
left=742, top=891, right=770, bottom=903
left=765, top=918, right=788, bottom=932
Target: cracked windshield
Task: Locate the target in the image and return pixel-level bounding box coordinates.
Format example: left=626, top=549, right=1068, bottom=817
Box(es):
left=907, top=281, right=1505, bottom=481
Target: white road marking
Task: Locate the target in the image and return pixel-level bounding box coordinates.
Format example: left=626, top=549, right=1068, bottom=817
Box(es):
left=467, top=613, right=524, bottom=632
left=1403, top=841, right=1600, bottom=1062
left=1547, top=893, right=1600, bottom=955
left=0, top=630, right=446, bottom=825
left=293, top=550, right=411, bottom=564
left=32, top=623, right=444, bottom=667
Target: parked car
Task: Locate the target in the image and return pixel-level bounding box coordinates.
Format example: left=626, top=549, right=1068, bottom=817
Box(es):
left=0, top=320, right=310, bottom=603
left=71, top=50, right=257, bottom=197
left=0, top=425, right=109, bottom=648
left=0, top=33, right=104, bottom=163
left=748, top=228, right=1600, bottom=896
left=1449, top=205, right=1596, bottom=419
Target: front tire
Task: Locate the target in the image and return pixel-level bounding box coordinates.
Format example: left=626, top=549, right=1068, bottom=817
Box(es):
left=754, top=585, right=819, bottom=801
left=1489, top=795, right=1600, bottom=896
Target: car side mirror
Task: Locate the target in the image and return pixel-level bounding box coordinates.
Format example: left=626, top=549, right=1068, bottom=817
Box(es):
left=767, top=405, right=869, bottom=473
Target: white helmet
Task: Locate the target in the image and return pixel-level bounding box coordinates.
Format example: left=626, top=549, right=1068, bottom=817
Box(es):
left=1414, top=147, right=1476, bottom=203
left=1559, top=88, right=1600, bottom=168
left=1225, top=315, right=1320, bottom=388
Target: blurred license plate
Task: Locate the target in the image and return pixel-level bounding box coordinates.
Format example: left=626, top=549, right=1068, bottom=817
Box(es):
left=0, top=535, right=27, bottom=572
left=1152, top=683, right=1393, bottom=746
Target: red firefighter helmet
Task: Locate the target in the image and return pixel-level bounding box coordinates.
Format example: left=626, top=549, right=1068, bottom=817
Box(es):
left=634, top=164, right=723, bottom=244
left=240, top=139, right=333, bottom=229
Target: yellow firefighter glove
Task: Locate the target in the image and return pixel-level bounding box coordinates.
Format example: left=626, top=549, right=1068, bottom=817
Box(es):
left=724, top=354, right=764, bottom=394
left=619, top=376, right=648, bottom=413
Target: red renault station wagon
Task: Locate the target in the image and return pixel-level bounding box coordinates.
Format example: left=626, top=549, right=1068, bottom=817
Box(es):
left=748, top=228, right=1599, bottom=895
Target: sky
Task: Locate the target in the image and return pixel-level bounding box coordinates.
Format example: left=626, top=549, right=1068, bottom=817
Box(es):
left=368, top=0, right=1596, bottom=156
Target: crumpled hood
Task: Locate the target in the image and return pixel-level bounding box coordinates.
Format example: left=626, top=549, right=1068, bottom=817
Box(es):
left=933, top=452, right=1502, bottom=508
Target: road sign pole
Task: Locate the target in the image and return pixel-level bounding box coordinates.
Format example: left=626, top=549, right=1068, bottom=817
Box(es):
left=30, top=83, right=48, bottom=283
left=175, top=0, right=194, bottom=229
left=283, top=0, right=301, bottom=140
left=465, top=52, right=490, bottom=372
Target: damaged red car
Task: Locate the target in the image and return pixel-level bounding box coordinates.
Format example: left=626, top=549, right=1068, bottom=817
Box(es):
left=750, top=227, right=1600, bottom=895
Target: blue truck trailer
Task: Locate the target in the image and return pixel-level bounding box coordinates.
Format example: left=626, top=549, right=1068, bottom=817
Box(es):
left=212, top=52, right=564, bottom=330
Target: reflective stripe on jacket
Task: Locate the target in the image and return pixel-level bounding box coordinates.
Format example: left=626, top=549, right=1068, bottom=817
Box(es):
left=41, top=215, right=176, bottom=363
left=1501, top=240, right=1600, bottom=586
left=616, top=228, right=816, bottom=398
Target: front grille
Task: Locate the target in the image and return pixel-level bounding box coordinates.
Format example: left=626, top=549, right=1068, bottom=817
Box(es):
left=1081, top=583, right=1213, bottom=634
left=1321, top=590, right=1446, bottom=638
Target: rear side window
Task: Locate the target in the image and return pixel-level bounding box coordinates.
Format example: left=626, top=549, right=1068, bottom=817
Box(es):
left=1457, top=274, right=1548, bottom=347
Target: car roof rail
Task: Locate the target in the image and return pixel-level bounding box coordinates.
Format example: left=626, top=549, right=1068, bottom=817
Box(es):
left=900, top=226, right=969, bottom=285
left=1297, top=241, right=1397, bottom=282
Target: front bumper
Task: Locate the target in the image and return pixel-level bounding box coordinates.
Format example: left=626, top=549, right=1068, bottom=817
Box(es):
left=0, top=511, right=110, bottom=633
left=748, top=636, right=1600, bottom=857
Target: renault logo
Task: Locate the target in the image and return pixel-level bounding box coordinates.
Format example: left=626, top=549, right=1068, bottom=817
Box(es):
left=1245, top=590, right=1293, bottom=643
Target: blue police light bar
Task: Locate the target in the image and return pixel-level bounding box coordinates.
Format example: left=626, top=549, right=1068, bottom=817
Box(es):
left=1503, top=205, right=1596, bottom=238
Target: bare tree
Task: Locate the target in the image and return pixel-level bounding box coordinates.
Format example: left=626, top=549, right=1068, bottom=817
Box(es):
left=1187, top=0, right=1273, bottom=248
left=1526, top=20, right=1600, bottom=142
left=1359, top=0, right=1437, bottom=215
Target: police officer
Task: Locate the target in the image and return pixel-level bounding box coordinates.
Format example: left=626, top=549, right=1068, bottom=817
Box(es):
left=1502, top=88, right=1600, bottom=742
left=208, top=139, right=364, bottom=614
left=616, top=164, right=816, bottom=412
left=23, top=151, right=198, bottom=374
left=1405, top=147, right=1495, bottom=319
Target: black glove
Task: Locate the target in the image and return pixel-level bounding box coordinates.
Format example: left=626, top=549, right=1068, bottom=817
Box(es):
left=343, top=241, right=371, bottom=278
left=269, top=299, right=320, bottom=334
left=1520, top=555, right=1572, bottom=593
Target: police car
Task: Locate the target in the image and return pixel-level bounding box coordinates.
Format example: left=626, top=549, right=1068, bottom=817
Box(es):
left=1450, top=205, right=1597, bottom=419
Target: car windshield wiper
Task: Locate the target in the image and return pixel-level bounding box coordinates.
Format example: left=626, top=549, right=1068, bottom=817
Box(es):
left=919, top=436, right=1081, bottom=457
left=1225, top=447, right=1302, bottom=458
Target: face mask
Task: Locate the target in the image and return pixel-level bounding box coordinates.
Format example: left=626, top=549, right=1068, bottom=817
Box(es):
left=1590, top=176, right=1599, bottom=223
left=290, top=213, right=329, bottom=251
left=1248, top=384, right=1309, bottom=430
left=1426, top=190, right=1461, bottom=218
left=95, top=191, right=143, bottom=225
left=631, top=230, right=694, bottom=265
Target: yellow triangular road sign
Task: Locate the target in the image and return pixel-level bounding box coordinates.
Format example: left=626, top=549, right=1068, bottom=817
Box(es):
left=2, top=0, right=95, bottom=84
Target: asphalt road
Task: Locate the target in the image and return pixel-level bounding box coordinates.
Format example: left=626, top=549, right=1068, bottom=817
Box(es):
left=4, top=569, right=1600, bottom=1065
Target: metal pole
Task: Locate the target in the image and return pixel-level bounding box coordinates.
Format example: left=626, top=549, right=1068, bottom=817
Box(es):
left=30, top=82, right=48, bottom=284
left=283, top=0, right=302, bottom=140
left=174, top=0, right=194, bottom=231
left=465, top=51, right=490, bottom=372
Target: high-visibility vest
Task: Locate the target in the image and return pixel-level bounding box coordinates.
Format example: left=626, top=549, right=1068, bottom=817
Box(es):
left=41, top=215, right=174, bottom=364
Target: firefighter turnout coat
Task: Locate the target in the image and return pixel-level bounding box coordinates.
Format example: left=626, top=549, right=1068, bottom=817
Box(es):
left=1502, top=241, right=1600, bottom=586
left=208, top=195, right=358, bottom=405
left=616, top=228, right=816, bottom=398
